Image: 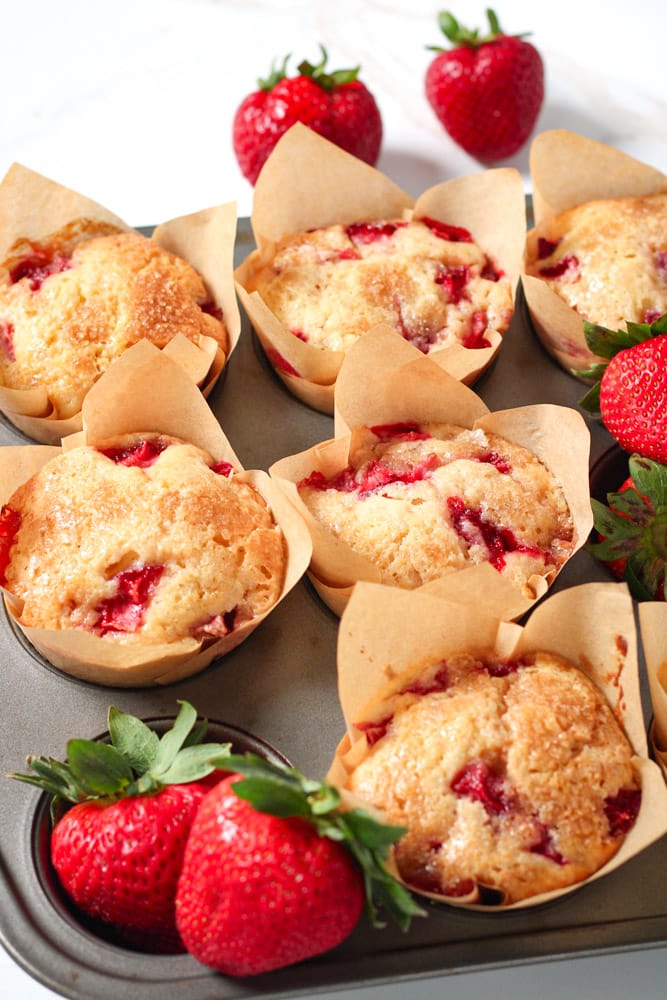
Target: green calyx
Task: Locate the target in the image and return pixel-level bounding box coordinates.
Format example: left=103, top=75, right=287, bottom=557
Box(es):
left=212, top=752, right=426, bottom=932
left=588, top=455, right=667, bottom=601
left=9, top=701, right=231, bottom=818
left=427, top=8, right=530, bottom=52
left=578, top=312, right=667, bottom=415
left=258, top=44, right=359, bottom=92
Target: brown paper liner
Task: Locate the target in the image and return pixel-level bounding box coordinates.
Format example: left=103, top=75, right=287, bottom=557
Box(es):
left=270, top=325, right=592, bottom=618
left=522, top=130, right=667, bottom=376
left=235, top=123, right=525, bottom=414
left=327, top=580, right=667, bottom=910
left=0, top=163, right=240, bottom=443
left=638, top=602, right=667, bottom=781
left=0, top=341, right=312, bottom=687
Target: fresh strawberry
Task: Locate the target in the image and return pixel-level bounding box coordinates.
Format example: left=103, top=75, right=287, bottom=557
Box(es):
left=10, top=701, right=232, bottom=953
left=175, top=754, right=423, bottom=977
left=579, top=313, right=667, bottom=464
left=233, top=45, right=383, bottom=184
left=424, top=9, right=544, bottom=163
left=588, top=455, right=667, bottom=601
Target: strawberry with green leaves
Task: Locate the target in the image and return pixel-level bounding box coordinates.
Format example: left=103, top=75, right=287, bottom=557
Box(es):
left=233, top=45, right=383, bottom=185
left=425, top=9, right=544, bottom=163
left=589, top=454, right=667, bottom=602
left=175, top=754, right=423, bottom=976
left=10, top=701, right=231, bottom=953
left=579, top=313, right=667, bottom=464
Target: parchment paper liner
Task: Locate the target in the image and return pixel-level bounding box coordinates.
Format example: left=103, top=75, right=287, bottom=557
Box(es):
left=0, top=162, right=241, bottom=444
left=638, top=602, right=667, bottom=782
left=0, top=340, right=312, bottom=687
left=522, top=130, right=667, bottom=376
left=327, top=580, right=667, bottom=910
left=235, top=123, right=525, bottom=415
left=269, top=325, right=592, bottom=617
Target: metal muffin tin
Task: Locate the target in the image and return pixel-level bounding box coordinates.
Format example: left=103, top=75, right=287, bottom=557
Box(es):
left=0, top=219, right=665, bottom=1000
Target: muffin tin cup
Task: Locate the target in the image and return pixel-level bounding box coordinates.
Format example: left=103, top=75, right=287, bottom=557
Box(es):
left=2, top=218, right=667, bottom=999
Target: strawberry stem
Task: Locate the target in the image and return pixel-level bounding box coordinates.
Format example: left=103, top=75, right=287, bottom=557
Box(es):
left=427, top=8, right=530, bottom=52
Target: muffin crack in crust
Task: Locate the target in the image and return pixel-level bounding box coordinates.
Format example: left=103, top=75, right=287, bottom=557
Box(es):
left=0, top=435, right=286, bottom=645
left=346, top=651, right=641, bottom=905
left=246, top=216, right=513, bottom=355
left=297, top=423, right=574, bottom=596
left=0, top=219, right=228, bottom=418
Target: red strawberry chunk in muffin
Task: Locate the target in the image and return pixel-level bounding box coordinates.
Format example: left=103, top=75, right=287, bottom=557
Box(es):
left=0, top=320, right=15, bottom=360
left=99, top=439, right=169, bottom=468
left=480, top=256, right=505, bottom=282
left=346, top=220, right=407, bottom=245
left=355, top=715, right=393, bottom=747
left=447, top=496, right=546, bottom=571
left=538, top=254, right=580, bottom=281
left=420, top=217, right=473, bottom=243
left=604, top=787, right=642, bottom=836
left=0, top=505, right=21, bottom=586
left=209, top=460, right=234, bottom=478
left=95, top=564, right=165, bottom=635
left=528, top=821, right=567, bottom=865
left=401, top=663, right=450, bottom=696
left=451, top=759, right=513, bottom=815
left=537, top=237, right=561, bottom=260
left=9, top=247, right=72, bottom=290
left=476, top=450, right=512, bottom=474
left=462, top=310, right=491, bottom=349
left=435, top=263, right=470, bottom=304
left=370, top=422, right=431, bottom=441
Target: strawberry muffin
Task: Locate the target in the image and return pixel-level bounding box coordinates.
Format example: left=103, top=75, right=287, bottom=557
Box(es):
left=296, top=422, right=574, bottom=597
left=245, top=216, right=513, bottom=355
left=0, top=434, right=286, bottom=645
left=0, top=219, right=228, bottom=419
left=525, top=191, right=667, bottom=328
left=345, top=649, right=641, bottom=904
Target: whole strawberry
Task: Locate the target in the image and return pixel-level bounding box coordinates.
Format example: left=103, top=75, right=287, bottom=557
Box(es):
left=10, top=701, right=231, bottom=953
left=175, top=754, right=423, bottom=976
left=425, top=9, right=544, bottom=162
left=232, top=45, right=383, bottom=184
left=579, top=313, right=667, bottom=464
left=589, top=455, right=667, bottom=601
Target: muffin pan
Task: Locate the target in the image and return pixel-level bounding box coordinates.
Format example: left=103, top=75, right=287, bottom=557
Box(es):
left=0, top=219, right=665, bottom=1000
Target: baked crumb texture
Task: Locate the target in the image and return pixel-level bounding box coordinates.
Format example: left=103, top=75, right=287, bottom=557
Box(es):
left=525, top=191, right=667, bottom=328
left=0, top=219, right=227, bottom=418
left=247, top=217, right=513, bottom=354
left=1, top=434, right=286, bottom=645
left=297, top=422, right=574, bottom=597
left=347, top=650, right=641, bottom=905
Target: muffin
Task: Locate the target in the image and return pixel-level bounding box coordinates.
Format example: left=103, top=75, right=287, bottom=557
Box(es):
left=245, top=215, right=513, bottom=356
left=525, top=191, right=667, bottom=330
left=344, top=648, right=641, bottom=905
left=0, top=218, right=228, bottom=420
left=295, top=421, right=574, bottom=598
left=0, top=432, right=286, bottom=646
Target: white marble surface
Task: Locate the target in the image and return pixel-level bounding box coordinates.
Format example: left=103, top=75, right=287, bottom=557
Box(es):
left=1, top=0, right=666, bottom=997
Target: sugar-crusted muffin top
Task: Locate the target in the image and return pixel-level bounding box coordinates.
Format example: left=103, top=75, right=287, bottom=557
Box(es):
left=246, top=217, right=513, bottom=355
left=0, top=219, right=227, bottom=418
left=345, top=649, right=641, bottom=905
left=525, top=191, right=667, bottom=328
left=297, top=422, right=574, bottom=596
left=0, top=434, right=286, bottom=645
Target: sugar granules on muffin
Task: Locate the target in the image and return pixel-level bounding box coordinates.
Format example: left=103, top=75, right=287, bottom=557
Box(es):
left=0, top=433, right=285, bottom=645
left=0, top=219, right=228, bottom=419
left=296, top=422, right=573, bottom=597
left=246, top=216, right=513, bottom=355
left=525, top=191, right=667, bottom=329
left=345, top=649, right=641, bottom=905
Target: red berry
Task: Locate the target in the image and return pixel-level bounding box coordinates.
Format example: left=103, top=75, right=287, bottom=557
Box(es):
left=599, top=335, right=667, bottom=464
left=425, top=10, right=544, bottom=163
left=175, top=775, right=366, bottom=976
left=233, top=47, right=382, bottom=184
